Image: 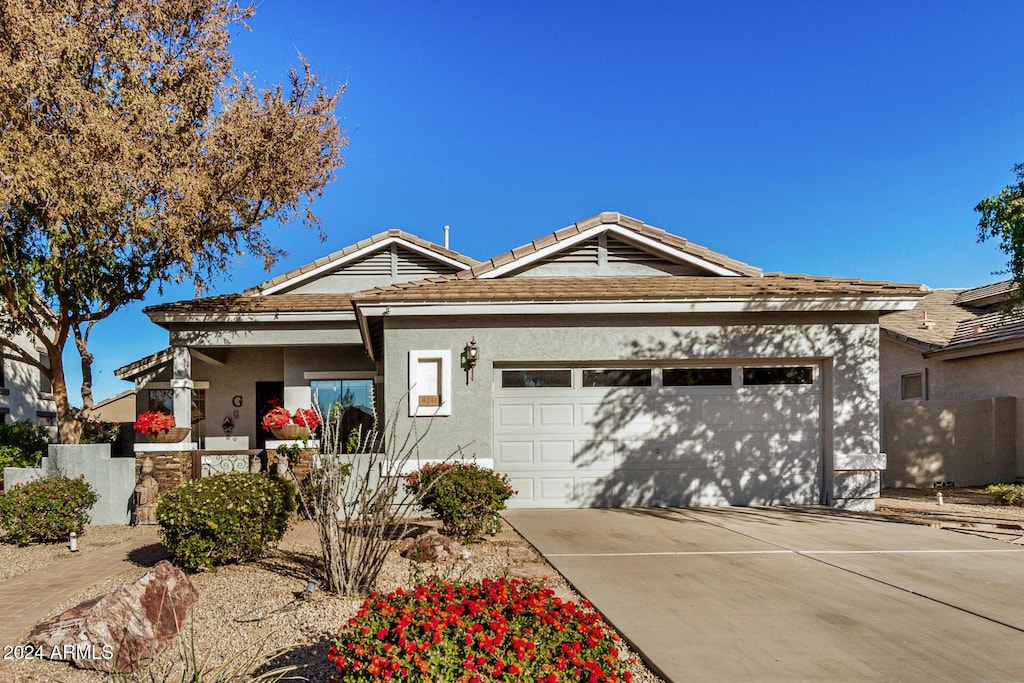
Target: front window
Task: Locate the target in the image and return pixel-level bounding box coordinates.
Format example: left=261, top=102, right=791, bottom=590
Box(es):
left=311, top=379, right=376, bottom=450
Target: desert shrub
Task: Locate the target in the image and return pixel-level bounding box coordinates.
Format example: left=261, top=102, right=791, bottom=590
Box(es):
left=157, top=473, right=296, bottom=572
left=986, top=483, right=1024, bottom=507
left=81, top=418, right=121, bottom=444
left=0, top=476, right=98, bottom=546
left=327, top=576, right=634, bottom=682
left=298, top=459, right=351, bottom=520
left=406, top=462, right=516, bottom=543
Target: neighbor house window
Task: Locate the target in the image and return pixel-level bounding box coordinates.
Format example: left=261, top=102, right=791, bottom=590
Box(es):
left=501, top=370, right=572, bottom=388
left=901, top=373, right=924, bottom=400
left=38, top=352, right=52, bottom=395
left=664, top=368, right=733, bottom=387
left=582, top=369, right=652, bottom=387
left=37, top=410, right=56, bottom=427
left=742, top=366, right=814, bottom=385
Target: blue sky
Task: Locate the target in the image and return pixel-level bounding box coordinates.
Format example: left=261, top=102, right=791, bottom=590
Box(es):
left=81, top=0, right=1024, bottom=403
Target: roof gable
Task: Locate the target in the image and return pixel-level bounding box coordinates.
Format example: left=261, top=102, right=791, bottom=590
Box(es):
left=251, top=230, right=479, bottom=296
left=464, top=212, right=762, bottom=279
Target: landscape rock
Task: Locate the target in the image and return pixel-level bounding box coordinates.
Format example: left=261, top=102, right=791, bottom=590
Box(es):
left=27, top=559, right=199, bottom=673
left=398, top=530, right=471, bottom=562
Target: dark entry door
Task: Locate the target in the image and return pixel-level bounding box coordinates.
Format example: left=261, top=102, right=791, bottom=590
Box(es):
left=255, top=381, right=285, bottom=449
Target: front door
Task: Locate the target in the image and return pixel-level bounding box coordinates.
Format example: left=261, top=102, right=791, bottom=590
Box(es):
left=255, top=381, right=284, bottom=449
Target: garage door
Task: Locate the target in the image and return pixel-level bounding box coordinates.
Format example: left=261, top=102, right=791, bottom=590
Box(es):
left=493, top=364, right=822, bottom=508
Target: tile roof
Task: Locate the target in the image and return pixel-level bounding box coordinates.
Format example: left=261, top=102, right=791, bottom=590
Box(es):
left=953, top=279, right=1018, bottom=306
left=457, top=212, right=763, bottom=279
left=114, top=348, right=172, bottom=379
left=353, top=274, right=927, bottom=304
left=246, top=229, right=480, bottom=295
left=944, top=308, right=1024, bottom=351
left=880, top=283, right=1024, bottom=355
left=145, top=294, right=354, bottom=315
left=878, top=290, right=984, bottom=349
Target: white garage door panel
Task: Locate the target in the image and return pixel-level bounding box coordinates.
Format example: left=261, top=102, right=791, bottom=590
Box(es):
left=498, top=404, right=533, bottom=428
left=498, top=441, right=534, bottom=464
left=495, top=365, right=823, bottom=508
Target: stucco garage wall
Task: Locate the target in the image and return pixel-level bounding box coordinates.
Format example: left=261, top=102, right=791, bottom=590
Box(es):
left=382, top=312, right=882, bottom=506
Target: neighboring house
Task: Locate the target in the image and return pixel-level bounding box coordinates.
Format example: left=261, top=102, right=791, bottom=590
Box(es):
left=0, top=324, right=57, bottom=428
left=880, top=280, right=1024, bottom=487
left=91, top=389, right=138, bottom=424
left=118, top=213, right=925, bottom=509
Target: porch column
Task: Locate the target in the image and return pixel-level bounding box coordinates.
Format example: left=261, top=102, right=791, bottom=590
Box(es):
left=171, top=346, right=193, bottom=429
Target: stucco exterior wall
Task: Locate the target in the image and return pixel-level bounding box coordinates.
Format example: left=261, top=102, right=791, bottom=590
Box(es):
left=883, top=397, right=1016, bottom=487
left=880, top=336, right=1024, bottom=478
left=1, top=328, right=56, bottom=425
left=381, top=312, right=882, bottom=505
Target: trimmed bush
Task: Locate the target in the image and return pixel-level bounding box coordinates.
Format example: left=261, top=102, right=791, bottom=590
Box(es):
left=0, top=476, right=99, bottom=546
left=328, top=576, right=634, bottom=682
left=406, top=462, right=516, bottom=543
left=986, top=483, right=1024, bottom=506
left=157, top=473, right=296, bottom=572
left=0, top=422, right=49, bottom=480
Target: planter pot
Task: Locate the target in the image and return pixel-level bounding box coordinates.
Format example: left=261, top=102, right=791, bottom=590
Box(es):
left=144, top=427, right=191, bottom=444
left=271, top=425, right=311, bottom=441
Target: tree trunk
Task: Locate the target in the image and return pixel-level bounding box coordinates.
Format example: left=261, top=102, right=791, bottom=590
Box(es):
left=49, top=353, right=82, bottom=444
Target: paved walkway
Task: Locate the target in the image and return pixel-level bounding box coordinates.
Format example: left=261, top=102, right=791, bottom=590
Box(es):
left=0, top=527, right=167, bottom=647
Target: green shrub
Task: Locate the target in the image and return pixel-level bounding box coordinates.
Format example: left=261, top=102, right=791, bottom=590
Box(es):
left=157, top=473, right=296, bottom=572
left=328, top=576, right=634, bottom=682
left=406, top=462, right=516, bottom=543
left=81, top=418, right=121, bottom=444
left=0, top=422, right=49, bottom=479
left=986, top=483, right=1024, bottom=506
left=0, top=476, right=99, bottom=546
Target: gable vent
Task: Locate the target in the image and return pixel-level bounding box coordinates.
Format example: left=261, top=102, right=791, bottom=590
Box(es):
left=341, top=249, right=393, bottom=276
left=606, top=237, right=662, bottom=264
left=534, top=239, right=600, bottom=266
left=397, top=249, right=455, bottom=277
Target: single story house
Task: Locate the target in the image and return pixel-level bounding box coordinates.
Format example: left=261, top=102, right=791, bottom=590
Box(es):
left=880, top=280, right=1024, bottom=487
left=118, top=212, right=926, bottom=509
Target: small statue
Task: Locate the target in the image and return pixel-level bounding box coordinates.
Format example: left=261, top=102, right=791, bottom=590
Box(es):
left=133, top=457, right=159, bottom=525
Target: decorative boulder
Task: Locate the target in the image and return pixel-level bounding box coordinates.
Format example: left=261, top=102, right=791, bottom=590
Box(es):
left=398, top=530, right=471, bottom=562
left=28, top=560, right=199, bottom=673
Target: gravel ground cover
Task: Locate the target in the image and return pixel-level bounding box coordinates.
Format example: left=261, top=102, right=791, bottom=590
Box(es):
left=1, top=518, right=666, bottom=682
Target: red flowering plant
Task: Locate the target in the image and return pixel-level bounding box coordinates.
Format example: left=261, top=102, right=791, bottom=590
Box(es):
left=261, top=406, right=292, bottom=431
left=327, top=576, right=634, bottom=682
left=133, top=410, right=176, bottom=435
left=292, top=408, right=321, bottom=431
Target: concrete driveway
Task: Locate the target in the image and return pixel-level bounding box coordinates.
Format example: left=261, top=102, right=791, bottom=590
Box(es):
left=504, top=507, right=1024, bottom=682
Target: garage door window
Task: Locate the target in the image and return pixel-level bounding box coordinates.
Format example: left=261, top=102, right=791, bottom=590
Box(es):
left=742, top=366, right=814, bottom=385
left=582, top=369, right=652, bottom=387
left=501, top=369, right=572, bottom=388
left=664, top=367, right=732, bottom=387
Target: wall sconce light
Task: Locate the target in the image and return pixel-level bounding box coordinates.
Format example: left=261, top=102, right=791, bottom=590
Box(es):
left=222, top=416, right=235, bottom=435
left=464, top=338, right=479, bottom=380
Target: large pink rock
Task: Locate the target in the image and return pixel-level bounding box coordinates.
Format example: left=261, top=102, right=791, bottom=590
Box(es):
left=28, top=560, right=199, bottom=673
left=398, top=529, right=471, bottom=562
